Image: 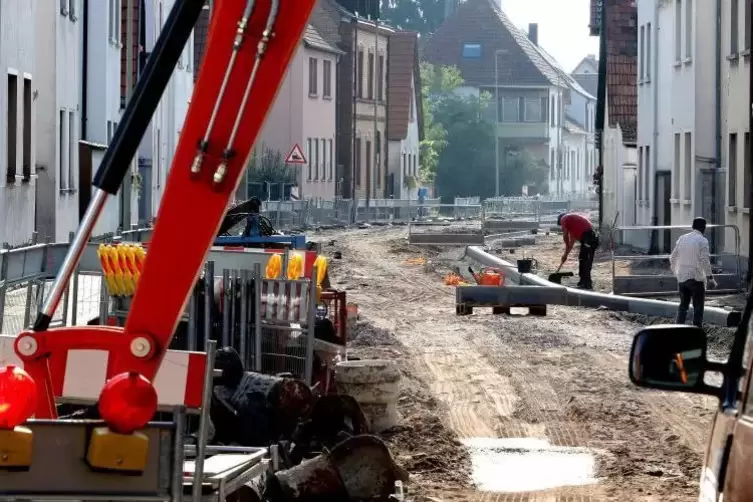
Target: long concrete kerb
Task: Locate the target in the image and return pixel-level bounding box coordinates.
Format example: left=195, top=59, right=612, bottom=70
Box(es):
left=464, top=246, right=741, bottom=328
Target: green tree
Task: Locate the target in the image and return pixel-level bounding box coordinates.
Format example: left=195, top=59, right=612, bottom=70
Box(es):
left=246, top=144, right=297, bottom=184
left=245, top=144, right=297, bottom=200
left=431, top=91, right=495, bottom=200
left=496, top=148, right=550, bottom=195
left=418, top=63, right=549, bottom=199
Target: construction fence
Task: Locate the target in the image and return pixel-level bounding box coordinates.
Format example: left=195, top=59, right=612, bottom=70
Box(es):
left=0, top=243, right=325, bottom=384
left=257, top=198, right=443, bottom=231
left=481, top=194, right=598, bottom=225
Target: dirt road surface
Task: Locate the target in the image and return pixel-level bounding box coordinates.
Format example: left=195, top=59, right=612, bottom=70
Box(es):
left=319, top=226, right=719, bottom=501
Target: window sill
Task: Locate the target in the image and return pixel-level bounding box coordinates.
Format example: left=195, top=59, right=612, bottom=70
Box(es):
left=683, top=57, right=692, bottom=66
left=323, top=95, right=332, bottom=101
left=673, top=60, right=682, bottom=68
left=727, top=52, right=740, bottom=63
left=743, top=49, right=751, bottom=58
left=743, top=207, right=751, bottom=214
left=681, top=199, right=692, bottom=206
left=670, top=198, right=680, bottom=204
left=4, top=175, right=36, bottom=187
left=308, top=93, right=318, bottom=98
left=727, top=205, right=737, bottom=213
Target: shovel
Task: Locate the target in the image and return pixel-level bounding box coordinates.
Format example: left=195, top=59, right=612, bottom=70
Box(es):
left=468, top=265, right=480, bottom=284
left=548, top=270, right=574, bottom=284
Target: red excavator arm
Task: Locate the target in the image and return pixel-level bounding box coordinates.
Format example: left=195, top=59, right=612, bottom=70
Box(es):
left=10, top=0, right=316, bottom=419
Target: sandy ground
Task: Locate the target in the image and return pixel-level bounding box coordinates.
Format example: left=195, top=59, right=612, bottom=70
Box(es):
left=316, top=226, right=723, bottom=501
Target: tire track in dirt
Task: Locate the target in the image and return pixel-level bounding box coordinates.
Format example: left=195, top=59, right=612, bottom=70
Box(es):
left=337, top=231, right=537, bottom=441
left=332, top=229, right=605, bottom=500
left=327, top=227, right=713, bottom=501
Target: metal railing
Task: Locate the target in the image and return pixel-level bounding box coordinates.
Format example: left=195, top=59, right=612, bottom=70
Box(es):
left=0, top=242, right=321, bottom=384
left=609, top=224, right=743, bottom=297
left=407, top=203, right=485, bottom=246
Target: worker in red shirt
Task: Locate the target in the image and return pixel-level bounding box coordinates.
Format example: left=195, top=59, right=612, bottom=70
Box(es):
left=557, top=212, right=600, bottom=289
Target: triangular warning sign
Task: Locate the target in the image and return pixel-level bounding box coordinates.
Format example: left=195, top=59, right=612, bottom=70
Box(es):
left=285, top=144, right=307, bottom=165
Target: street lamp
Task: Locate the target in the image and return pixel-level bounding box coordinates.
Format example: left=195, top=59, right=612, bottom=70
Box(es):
left=494, top=49, right=508, bottom=197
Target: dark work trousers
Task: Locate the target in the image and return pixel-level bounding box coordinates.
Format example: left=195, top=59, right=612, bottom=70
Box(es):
left=676, top=279, right=705, bottom=327
left=578, top=229, right=599, bottom=288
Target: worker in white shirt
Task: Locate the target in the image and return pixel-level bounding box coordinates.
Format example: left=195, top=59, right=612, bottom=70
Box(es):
left=669, top=217, right=717, bottom=327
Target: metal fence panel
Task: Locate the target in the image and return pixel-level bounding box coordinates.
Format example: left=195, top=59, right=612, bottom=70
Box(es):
left=407, top=204, right=485, bottom=246
left=610, top=224, right=743, bottom=297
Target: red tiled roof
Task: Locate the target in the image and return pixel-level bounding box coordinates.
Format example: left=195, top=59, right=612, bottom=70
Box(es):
left=605, top=0, right=637, bottom=144
left=387, top=32, right=423, bottom=141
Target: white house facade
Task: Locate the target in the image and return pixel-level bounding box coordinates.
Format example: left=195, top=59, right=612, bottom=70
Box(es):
left=560, top=121, right=590, bottom=194
left=142, top=0, right=194, bottom=219
left=249, top=25, right=340, bottom=200
left=0, top=0, right=37, bottom=246
left=635, top=0, right=720, bottom=255
left=720, top=0, right=752, bottom=261
left=387, top=80, right=420, bottom=200
left=35, top=0, right=81, bottom=243
left=602, top=98, right=638, bottom=233
left=548, top=78, right=595, bottom=196
left=81, top=0, right=124, bottom=235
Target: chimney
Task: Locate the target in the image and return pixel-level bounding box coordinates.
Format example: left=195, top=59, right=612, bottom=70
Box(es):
left=528, top=23, right=539, bottom=46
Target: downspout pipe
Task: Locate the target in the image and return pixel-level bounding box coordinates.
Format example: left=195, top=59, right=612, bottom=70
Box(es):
left=81, top=0, right=89, bottom=140
left=747, top=0, right=753, bottom=285
left=351, top=15, right=358, bottom=202
left=712, top=0, right=721, bottom=255
left=649, top=1, right=660, bottom=252
left=595, top=0, right=608, bottom=228
left=465, top=246, right=741, bottom=327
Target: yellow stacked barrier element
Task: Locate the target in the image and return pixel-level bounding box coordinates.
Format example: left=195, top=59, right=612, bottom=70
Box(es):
left=313, top=255, right=328, bottom=301
left=97, top=244, right=146, bottom=297
left=98, top=246, right=120, bottom=296
left=286, top=252, right=304, bottom=280
left=265, top=254, right=282, bottom=279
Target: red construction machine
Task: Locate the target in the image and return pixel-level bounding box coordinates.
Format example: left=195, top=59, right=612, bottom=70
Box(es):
left=0, top=1, right=404, bottom=500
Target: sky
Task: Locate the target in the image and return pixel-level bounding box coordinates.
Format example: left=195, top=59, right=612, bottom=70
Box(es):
left=498, top=0, right=600, bottom=72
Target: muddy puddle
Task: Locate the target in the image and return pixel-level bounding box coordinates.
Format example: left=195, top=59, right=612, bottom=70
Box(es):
left=462, top=438, right=599, bottom=493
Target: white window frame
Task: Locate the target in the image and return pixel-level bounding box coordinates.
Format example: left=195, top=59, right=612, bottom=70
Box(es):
left=501, top=98, right=519, bottom=123
left=523, top=98, right=542, bottom=123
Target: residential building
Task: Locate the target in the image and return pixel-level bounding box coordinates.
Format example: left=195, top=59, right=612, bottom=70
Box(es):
left=634, top=0, right=718, bottom=253
left=573, top=54, right=599, bottom=75
left=559, top=120, right=591, bottom=194
left=80, top=0, right=126, bottom=235
left=35, top=0, right=81, bottom=243
left=596, top=0, right=638, bottom=236
left=0, top=1, right=37, bottom=246
left=564, top=76, right=597, bottom=194
left=253, top=24, right=342, bottom=200
left=311, top=0, right=393, bottom=200
left=141, top=0, right=194, bottom=219
left=422, top=0, right=592, bottom=196
left=721, top=0, right=752, bottom=261
left=386, top=31, right=423, bottom=199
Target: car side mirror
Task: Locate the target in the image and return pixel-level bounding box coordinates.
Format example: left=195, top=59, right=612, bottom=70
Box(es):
left=629, top=325, right=718, bottom=396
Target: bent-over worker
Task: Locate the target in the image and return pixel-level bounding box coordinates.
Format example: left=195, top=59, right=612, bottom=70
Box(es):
left=669, top=217, right=717, bottom=327
left=557, top=212, right=599, bottom=290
